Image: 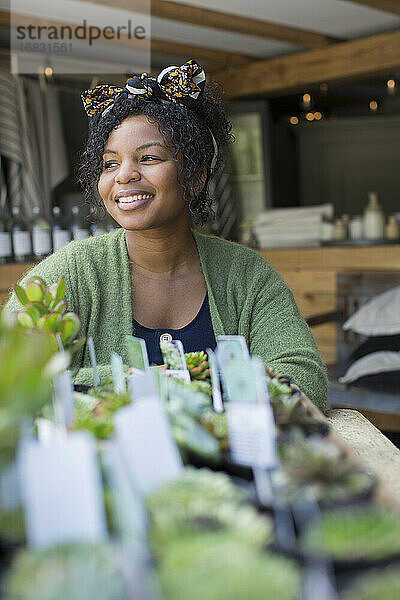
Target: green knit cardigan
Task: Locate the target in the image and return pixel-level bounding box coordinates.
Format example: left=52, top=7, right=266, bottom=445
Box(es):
left=4, top=227, right=328, bottom=411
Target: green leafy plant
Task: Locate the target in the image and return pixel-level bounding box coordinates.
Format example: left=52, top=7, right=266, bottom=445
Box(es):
left=0, top=309, right=70, bottom=469
left=13, top=275, right=85, bottom=357
left=146, top=468, right=272, bottom=551
left=160, top=340, right=185, bottom=370
left=185, top=351, right=211, bottom=381
left=167, top=380, right=224, bottom=462
left=302, top=506, right=400, bottom=561
left=2, top=542, right=125, bottom=600
left=72, top=388, right=131, bottom=440
left=280, top=436, right=374, bottom=505
left=340, top=567, right=400, bottom=600
left=156, top=532, right=300, bottom=600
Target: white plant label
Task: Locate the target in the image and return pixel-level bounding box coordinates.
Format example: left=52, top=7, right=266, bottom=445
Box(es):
left=165, top=369, right=191, bottom=383
left=115, top=396, right=183, bottom=496
left=206, top=347, right=224, bottom=413
left=111, top=352, right=126, bottom=394
left=126, top=336, right=150, bottom=370
left=128, top=369, right=159, bottom=401
left=226, top=402, right=277, bottom=470
left=88, top=336, right=100, bottom=388
left=36, top=418, right=66, bottom=446
left=19, top=431, right=107, bottom=549
left=220, top=359, right=259, bottom=403
left=217, top=335, right=250, bottom=362
left=53, top=370, right=74, bottom=427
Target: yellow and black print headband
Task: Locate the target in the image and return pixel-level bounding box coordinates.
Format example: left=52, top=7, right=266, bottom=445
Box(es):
left=81, top=59, right=218, bottom=171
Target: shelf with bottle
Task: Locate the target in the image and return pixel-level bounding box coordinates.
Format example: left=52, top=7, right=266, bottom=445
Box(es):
left=322, top=192, right=400, bottom=246
left=0, top=202, right=120, bottom=265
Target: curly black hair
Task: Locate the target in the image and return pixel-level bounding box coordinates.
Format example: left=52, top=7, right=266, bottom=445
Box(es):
left=78, top=80, right=233, bottom=225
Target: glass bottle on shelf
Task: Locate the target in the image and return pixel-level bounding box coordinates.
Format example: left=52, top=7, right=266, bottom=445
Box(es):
left=52, top=205, right=71, bottom=251
left=385, top=215, right=400, bottom=241
left=71, top=205, right=90, bottom=240
left=0, top=213, right=12, bottom=265
left=31, top=206, right=52, bottom=261
left=9, top=205, right=32, bottom=262
left=88, top=205, right=107, bottom=237
left=363, top=191, right=384, bottom=240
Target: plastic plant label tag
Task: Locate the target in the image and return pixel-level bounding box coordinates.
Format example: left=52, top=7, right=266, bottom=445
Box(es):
left=221, top=358, right=258, bottom=403
left=36, top=418, right=66, bottom=446
left=88, top=337, right=100, bottom=389
left=226, top=402, right=277, bottom=469
left=126, top=336, right=150, bottom=370
left=114, top=396, right=183, bottom=496
left=206, top=347, right=223, bottom=413
left=18, top=431, right=107, bottom=549
left=111, top=352, right=126, bottom=394
left=251, top=355, right=270, bottom=404
left=0, top=461, right=20, bottom=511
left=102, top=441, right=148, bottom=541
left=102, top=441, right=162, bottom=600
left=160, top=339, right=187, bottom=371
left=166, top=369, right=191, bottom=383
left=217, top=335, right=250, bottom=362
left=53, top=370, right=74, bottom=427
left=128, top=369, right=159, bottom=401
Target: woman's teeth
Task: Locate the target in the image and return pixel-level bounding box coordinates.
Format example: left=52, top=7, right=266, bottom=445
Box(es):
left=117, top=194, right=153, bottom=203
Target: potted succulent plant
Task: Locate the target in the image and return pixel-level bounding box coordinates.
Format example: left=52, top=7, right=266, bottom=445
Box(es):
left=301, top=506, right=400, bottom=569
left=340, top=566, right=400, bottom=600
left=279, top=436, right=375, bottom=508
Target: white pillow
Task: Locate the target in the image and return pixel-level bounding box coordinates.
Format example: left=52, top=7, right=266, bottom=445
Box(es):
left=343, top=285, right=400, bottom=336
left=339, top=351, right=400, bottom=384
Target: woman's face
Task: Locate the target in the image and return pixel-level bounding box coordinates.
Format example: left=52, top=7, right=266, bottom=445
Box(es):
left=98, top=114, right=189, bottom=231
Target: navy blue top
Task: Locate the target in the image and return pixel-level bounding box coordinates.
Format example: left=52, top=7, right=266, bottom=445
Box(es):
left=132, top=292, right=217, bottom=365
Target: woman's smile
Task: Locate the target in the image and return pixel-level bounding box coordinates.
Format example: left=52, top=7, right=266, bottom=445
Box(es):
left=115, top=190, right=155, bottom=210
left=97, top=114, right=188, bottom=230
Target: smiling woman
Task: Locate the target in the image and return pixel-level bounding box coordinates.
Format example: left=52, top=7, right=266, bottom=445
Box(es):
left=4, top=59, right=328, bottom=410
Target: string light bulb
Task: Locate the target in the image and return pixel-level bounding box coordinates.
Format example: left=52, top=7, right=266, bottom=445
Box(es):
left=44, top=66, right=53, bottom=78
left=314, top=111, right=322, bottom=120
left=369, top=100, right=378, bottom=111
left=387, top=79, right=396, bottom=95
left=289, top=116, right=299, bottom=125
left=306, top=112, right=314, bottom=121
left=302, top=93, right=312, bottom=108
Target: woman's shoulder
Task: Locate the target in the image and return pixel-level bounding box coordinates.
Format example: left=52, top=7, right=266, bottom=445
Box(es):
left=192, top=229, right=273, bottom=271
left=55, top=228, right=124, bottom=261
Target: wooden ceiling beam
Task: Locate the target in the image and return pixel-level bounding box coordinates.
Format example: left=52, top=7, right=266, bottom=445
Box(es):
left=150, top=38, right=252, bottom=68
left=342, top=0, right=400, bottom=17
left=71, top=0, right=339, bottom=48
left=150, top=0, right=339, bottom=48
left=0, top=10, right=252, bottom=71
left=212, top=28, right=400, bottom=97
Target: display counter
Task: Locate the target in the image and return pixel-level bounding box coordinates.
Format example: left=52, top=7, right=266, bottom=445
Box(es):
left=256, top=244, right=400, bottom=364
left=2, top=243, right=400, bottom=365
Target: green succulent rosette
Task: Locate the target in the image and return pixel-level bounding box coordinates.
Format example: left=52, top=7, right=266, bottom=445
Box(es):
left=302, top=506, right=400, bottom=562
left=280, top=435, right=374, bottom=505
left=340, top=567, right=400, bottom=600
left=2, top=542, right=125, bottom=600
left=13, top=275, right=85, bottom=359
left=157, top=532, right=301, bottom=600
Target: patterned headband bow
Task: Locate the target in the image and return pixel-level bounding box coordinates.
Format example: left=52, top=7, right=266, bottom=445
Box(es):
left=81, top=59, right=206, bottom=117
left=81, top=59, right=218, bottom=171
